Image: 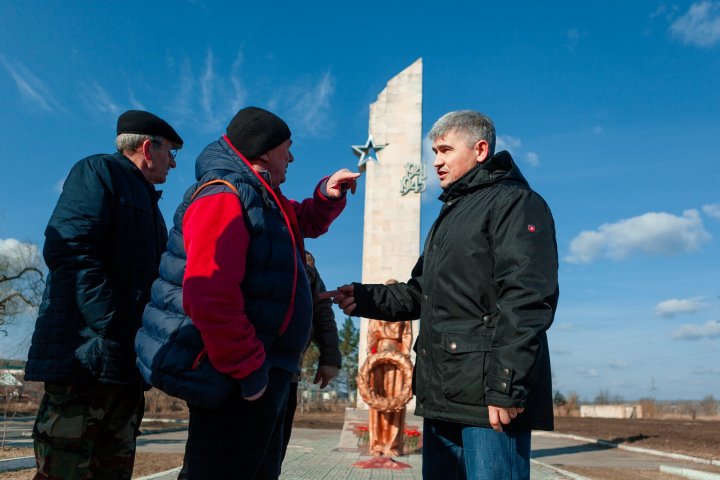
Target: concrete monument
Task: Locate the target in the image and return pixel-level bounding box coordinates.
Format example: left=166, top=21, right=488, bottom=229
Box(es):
left=346, top=59, right=424, bottom=460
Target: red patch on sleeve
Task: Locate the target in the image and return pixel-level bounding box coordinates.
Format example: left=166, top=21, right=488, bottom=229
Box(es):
left=528, top=224, right=536, bottom=232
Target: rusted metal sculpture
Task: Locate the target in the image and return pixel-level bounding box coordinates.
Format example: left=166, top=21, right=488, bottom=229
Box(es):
left=358, top=316, right=413, bottom=457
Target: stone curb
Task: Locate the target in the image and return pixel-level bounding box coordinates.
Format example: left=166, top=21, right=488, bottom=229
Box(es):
left=0, top=455, right=34, bottom=472
left=530, top=459, right=592, bottom=480
left=660, top=465, right=720, bottom=480
left=136, top=466, right=182, bottom=480
left=534, top=431, right=720, bottom=467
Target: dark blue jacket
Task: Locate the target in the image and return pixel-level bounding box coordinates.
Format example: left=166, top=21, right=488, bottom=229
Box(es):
left=136, top=137, right=344, bottom=406
left=26, top=153, right=167, bottom=387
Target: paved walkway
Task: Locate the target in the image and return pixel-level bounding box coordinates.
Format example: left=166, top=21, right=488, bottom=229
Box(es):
left=135, top=428, right=582, bottom=480
left=4, top=417, right=718, bottom=479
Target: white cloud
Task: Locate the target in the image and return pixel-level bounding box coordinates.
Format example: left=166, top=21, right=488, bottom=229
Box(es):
left=496, top=135, right=522, bottom=153
left=200, top=49, right=216, bottom=119
left=670, top=1, right=720, bottom=47
left=128, top=88, right=145, bottom=110
left=655, top=297, right=709, bottom=317
left=228, top=52, right=247, bottom=115
left=672, top=320, right=720, bottom=340
left=0, top=55, right=61, bottom=112
left=608, top=361, right=628, bottom=369
left=80, top=82, right=119, bottom=115
left=702, top=203, right=720, bottom=219
left=565, top=28, right=588, bottom=50
left=693, top=367, right=720, bottom=375
left=565, top=209, right=711, bottom=263
left=0, top=238, right=40, bottom=259
left=577, top=367, right=599, bottom=377
left=171, top=49, right=248, bottom=133
left=53, top=177, right=66, bottom=194
left=554, top=322, right=575, bottom=331
left=285, top=71, right=335, bottom=136
left=496, top=135, right=539, bottom=166
left=524, top=152, right=539, bottom=167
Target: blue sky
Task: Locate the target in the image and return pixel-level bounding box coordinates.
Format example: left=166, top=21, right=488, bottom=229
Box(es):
left=1, top=1, right=719, bottom=402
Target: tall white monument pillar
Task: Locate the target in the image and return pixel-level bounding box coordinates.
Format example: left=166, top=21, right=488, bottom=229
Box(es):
left=355, top=58, right=424, bottom=409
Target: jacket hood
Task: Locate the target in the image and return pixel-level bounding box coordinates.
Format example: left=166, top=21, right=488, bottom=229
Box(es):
left=439, top=150, right=529, bottom=202
left=194, top=137, right=263, bottom=190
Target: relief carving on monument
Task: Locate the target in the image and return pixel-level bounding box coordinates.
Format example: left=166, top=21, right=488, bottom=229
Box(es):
left=399, top=162, right=427, bottom=195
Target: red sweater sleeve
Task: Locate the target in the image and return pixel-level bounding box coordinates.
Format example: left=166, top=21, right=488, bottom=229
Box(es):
left=182, top=192, right=266, bottom=388
left=281, top=178, right=347, bottom=239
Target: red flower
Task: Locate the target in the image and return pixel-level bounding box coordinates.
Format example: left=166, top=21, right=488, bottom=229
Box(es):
left=371, top=346, right=377, bottom=354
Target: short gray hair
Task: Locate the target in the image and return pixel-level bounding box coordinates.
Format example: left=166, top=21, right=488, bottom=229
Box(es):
left=428, top=110, right=496, bottom=156
left=116, top=133, right=160, bottom=154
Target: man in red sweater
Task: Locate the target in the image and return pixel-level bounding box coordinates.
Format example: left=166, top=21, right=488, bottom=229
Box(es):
left=177, top=107, right=359, bottom=479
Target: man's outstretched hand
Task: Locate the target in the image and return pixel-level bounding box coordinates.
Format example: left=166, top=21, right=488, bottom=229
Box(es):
left=326, top=169, right=361, bottom=198
left=319, top=284, right=356, bottom=315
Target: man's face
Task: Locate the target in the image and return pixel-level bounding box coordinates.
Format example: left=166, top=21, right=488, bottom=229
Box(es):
left=147, top=139, right=178, bottom=184
left=262, top=138, right=294, bottom=186
left=432, top=129, right=487, bottom=189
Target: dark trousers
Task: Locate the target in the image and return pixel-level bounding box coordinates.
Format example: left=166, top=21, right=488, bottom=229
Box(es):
left=280, top=381, right=299, bottom=461
left=184, top=368, right=291, bottom=480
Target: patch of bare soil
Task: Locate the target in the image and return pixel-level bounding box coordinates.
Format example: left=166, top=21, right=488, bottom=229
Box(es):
left=554, top=416, right=719, bottom=461
left=558, top=466, right=687, bottom=480
left=292, top=410, right=346, bottom=430
left=0, top=449, right=182, bottom=479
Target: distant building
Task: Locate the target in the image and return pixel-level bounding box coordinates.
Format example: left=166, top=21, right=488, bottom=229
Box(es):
left=0, top=359, right=26, bottom=371
left=580, top=404, right=643, bottom=419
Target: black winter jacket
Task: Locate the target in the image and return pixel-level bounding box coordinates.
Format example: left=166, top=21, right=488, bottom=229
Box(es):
left=306, top=264, right=341, bottom=369
left=25, top=153, right=167, bottom=387
left=352, top=151, right=559, bottom=431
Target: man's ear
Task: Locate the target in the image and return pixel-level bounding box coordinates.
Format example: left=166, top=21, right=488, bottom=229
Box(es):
left=256, top=152, right=270, bottom=166
left=475, top=139, right=490, bottom=164
left=141, top=139, right=154, bottom=166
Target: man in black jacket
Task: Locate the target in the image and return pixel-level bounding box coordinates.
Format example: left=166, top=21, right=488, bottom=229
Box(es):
left=323, top=110, right=559, bottom=480
left=25, top=110, right=182, bottom=480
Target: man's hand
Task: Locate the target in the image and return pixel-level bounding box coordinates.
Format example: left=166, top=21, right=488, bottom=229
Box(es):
left=243, top=385, right=267, bottom=401
left=488, top=405, right=525, bottom=432
left=326, top=169, right=361, bottom=197
left=314, top=365, right=339, bottom=389
left=319, top=284, right=356, bottom=315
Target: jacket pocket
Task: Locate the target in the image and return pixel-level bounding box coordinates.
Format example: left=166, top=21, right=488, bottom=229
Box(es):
left=439, top=331, right=492, bottom=406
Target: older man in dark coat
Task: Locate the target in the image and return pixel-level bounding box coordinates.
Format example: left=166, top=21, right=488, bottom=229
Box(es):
left=25, top=110, right=182, bottom=480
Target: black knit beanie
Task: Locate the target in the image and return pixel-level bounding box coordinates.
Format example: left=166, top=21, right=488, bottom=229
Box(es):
left=226, top=106, right=291, bottom=158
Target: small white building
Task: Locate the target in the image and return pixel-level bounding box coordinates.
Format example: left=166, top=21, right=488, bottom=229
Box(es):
left=580, top=404, right=643, bottom=419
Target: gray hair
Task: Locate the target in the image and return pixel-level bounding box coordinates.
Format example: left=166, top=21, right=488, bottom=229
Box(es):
left=428, top=110, right=496, bottom=156
left=115, top=133, right=160, bottom=154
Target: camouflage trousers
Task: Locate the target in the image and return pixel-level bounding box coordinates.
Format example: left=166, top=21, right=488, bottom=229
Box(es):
left=32, top=382, right=145, bottom=480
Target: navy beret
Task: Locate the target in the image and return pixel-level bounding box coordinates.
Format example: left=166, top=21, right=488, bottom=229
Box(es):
left=117, top=110, right=183, bottom=146
left=226, top=106, right=291, bottom=158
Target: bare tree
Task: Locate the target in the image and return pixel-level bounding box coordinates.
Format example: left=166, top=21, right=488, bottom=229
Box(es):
left=700, top=395, right=717, bottom=417
left=0, top=239, right=45, bottom=335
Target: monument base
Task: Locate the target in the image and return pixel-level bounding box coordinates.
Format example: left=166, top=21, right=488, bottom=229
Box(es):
left=336, top=407, right=424, bottom=456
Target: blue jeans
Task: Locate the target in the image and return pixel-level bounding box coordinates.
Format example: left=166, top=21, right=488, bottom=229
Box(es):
left=422, top=418, right=531, bottom=480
